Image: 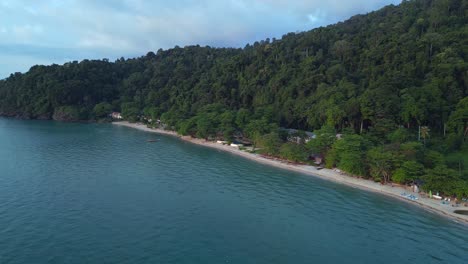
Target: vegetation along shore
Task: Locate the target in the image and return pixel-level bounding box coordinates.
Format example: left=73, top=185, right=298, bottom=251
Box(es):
left=1, top=0, right=467, bottom=218
left=114, top=121, right=468, bottom=224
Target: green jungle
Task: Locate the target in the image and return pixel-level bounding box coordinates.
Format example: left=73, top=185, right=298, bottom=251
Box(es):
left=0, top=0, right=467, bottom=197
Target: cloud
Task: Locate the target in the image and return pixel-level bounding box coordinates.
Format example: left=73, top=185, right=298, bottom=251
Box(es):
left=11, top=24, right=44, bottom=42
left=0, top=0, right=401, bottom=79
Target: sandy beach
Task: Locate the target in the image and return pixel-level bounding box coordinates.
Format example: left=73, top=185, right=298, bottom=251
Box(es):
left=113, top=121, right=468, bottom=224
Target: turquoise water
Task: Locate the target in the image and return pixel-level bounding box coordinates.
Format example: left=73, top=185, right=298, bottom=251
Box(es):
left=0, top=119, right=467, bottom=264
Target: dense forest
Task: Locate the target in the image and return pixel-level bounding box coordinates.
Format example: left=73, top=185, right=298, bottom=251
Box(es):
left=0, top=0, right=467, bottom=197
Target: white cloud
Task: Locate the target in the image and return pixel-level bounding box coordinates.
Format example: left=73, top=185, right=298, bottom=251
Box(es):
left=78, top=31, right=136, bottom=51
left=11, top=24, right=44, bottom=41
left=0, top=0, right=402, bottom=78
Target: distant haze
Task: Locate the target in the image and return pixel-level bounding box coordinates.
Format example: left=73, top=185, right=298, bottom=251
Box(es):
left=0, top=0, right=400, bottom=78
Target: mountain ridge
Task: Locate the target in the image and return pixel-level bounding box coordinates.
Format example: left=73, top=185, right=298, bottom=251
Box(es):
left=0, top=0, right=467, bottom=196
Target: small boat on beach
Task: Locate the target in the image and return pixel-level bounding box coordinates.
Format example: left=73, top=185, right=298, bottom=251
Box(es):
left=401, top=192, right=418, bottom=201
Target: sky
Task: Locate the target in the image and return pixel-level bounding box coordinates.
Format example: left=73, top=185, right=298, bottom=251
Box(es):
left=0, top=0, right=401, bottom=79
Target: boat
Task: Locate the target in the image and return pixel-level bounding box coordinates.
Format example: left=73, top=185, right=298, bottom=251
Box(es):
left=147, top=139, right=159, bottom=142
left=400, top=192, right=418, bottom=201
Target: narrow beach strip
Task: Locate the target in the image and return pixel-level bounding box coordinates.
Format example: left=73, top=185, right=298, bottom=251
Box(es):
left=113, top=121, right=468, bottom=224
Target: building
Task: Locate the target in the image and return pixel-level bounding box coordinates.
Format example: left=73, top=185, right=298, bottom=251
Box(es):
left=110, top=112, right=123, bottom=120
left=283, top=128, right=316, bottom=144
left=142, top=116, right=153, bottom=123
left=310, top=154, right=324, bottom=165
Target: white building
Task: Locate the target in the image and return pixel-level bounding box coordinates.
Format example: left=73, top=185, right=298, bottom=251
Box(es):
left=111, top=112, right=123, bottom=120
left=284, top=128, right=316, bottom=144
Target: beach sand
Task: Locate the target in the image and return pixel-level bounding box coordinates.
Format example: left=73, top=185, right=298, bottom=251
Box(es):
left=113, top=121, right=468, bottom=224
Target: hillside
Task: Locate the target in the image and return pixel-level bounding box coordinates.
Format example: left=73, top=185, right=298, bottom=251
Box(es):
left=0, top=0, right=467, bottom=196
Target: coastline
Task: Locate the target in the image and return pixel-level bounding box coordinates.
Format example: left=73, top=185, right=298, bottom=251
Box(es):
left=113, top=121, right=468, bottom=224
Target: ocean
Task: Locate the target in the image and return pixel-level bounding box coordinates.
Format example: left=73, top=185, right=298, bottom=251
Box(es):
left=0, top=119, right=467, bottom=263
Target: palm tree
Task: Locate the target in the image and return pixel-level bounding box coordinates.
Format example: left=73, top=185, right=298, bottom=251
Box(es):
left=420, top=126, right=430, bottom=146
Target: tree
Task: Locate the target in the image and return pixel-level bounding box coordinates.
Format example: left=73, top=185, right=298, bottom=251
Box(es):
left=423, top=150, right=445, bottom=169
left=329, top=134, right=370, bottom=176
left=367, top=147, right=397, bottom=183
left=93, top=102, right=112, bottom=118
left=121, top=102, right=139, bottom=122
left=257, top=132, right=282, bottom=156
left=392, top=161, right=424, bottom=184
left=399, top=141, right=424, bottom=161
left=423, top=165, right=459, bottom=196
left=196, top=113, right=218, bottom=139
left=235, top=108, right=251, bottom=130
left=52, top=105, right=80, bottom=121
left=447, top=97, right=468, bottom=141
left=332, top=40, right=352, bottom=62
left=420, top=126, right=430, bottom=146
left=245, top=119, right=277, bottom=149
left=0, top=0, right=467, bottom=195
left=387, top=128, right=411, bottom=144
left=177, top=117, right=197, bottom=136
left=143, top=106, right=161, bottom=122
left=307, top=125, right=336, bottom=156
left=219, top=111, right=236, bottom=141
left=279, top=142, right=308, bottom=162
left=401, top=92, right=423, bottom=128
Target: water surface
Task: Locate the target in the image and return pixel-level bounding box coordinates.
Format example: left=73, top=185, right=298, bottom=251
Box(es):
left=0, top=119, right=467, bottom=263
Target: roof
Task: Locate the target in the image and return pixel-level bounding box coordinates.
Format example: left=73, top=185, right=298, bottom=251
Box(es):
left=282, top=128, right=316, bottom=138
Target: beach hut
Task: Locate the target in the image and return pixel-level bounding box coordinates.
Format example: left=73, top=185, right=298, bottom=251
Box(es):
left=283, top=128, right=316, bottom=144
left=110, top=112, right=123, bottom=120
left=310, top=154, right=323, bottom=165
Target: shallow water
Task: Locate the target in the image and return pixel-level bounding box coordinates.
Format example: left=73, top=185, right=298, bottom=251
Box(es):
left=0, top=119, right=467, bottom=264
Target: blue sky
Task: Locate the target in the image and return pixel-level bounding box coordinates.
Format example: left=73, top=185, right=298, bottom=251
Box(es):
left=0, top=0, right=401, bottom=78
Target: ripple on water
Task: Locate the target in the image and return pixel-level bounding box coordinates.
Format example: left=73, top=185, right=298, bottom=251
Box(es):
left=0, top=120, right=468, bottom=264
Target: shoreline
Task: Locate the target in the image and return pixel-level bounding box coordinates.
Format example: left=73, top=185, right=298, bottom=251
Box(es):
left=113, top=121, right=468, bottom=224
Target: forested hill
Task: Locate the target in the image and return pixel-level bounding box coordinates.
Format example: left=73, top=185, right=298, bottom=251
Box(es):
left=0, top=0, right=466, bottom=131
left=1, top=0, right=467, bottom=195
